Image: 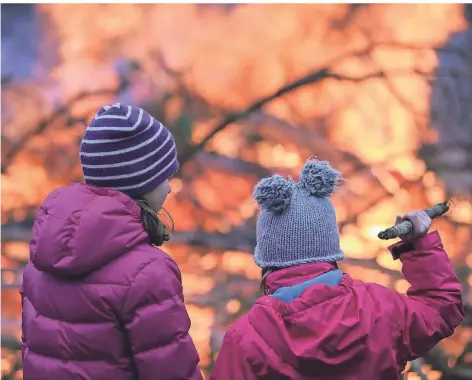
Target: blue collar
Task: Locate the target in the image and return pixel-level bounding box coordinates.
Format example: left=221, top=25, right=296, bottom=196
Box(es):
left=271, top=269, right=343, bottom=303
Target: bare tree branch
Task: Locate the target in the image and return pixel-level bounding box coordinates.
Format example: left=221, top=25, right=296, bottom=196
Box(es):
left=2, top=222, right=33, bottom=241
left=3, top=39, right=469, bottom=177
left=1, top=88, right=121, bottom=173
left=176, top=38, right=472, bottom=168
left=3, top=42, right=468, bottom=176
left=371, top=40, right=472, bottom=60
left=0, top=221, right=402, bottom=283
left=178, top=67, right=337, bottom=166
left=178, top=63, right=467, bottom=167
left=408, top=358, right=428, bottom=380
left=426, top=345, right=472, bottom=380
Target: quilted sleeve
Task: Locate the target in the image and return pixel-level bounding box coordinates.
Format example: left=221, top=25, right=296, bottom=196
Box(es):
left=121, top=257, right=203, bottom=380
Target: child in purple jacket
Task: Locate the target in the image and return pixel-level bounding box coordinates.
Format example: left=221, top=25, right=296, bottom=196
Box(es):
left=21, top=104, right=203, bottom=380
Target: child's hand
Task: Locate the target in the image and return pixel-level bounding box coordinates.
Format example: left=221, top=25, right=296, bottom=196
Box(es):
left=395, top=210, right=432, bottom=242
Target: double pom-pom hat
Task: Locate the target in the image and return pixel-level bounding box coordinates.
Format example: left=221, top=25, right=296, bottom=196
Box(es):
left=253, top=158, right=344, bottom=268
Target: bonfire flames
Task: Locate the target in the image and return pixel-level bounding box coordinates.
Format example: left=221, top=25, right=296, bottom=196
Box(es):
left=2, top=4, right=472, bottom=379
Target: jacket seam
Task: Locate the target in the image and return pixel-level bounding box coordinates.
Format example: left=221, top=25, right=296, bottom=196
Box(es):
left=26, top=347, right=105, bottom=362
left=278, top=280, right=350, bottom=318
left=228, top=326, right=266, bottom=372
left=121, top=256, right=181, bottom=321
left=59, top=196, right=97, bottom=252
left=246, top=313, right=302, bottom=372
left=118, top=256, right=178, bottom=377
left=132, top=327, right=188, bottom=356
left=122, top=256, right=167, bottom=312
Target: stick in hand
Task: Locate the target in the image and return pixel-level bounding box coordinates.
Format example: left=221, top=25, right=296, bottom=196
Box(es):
left=377, top=200, right=451, bottom=240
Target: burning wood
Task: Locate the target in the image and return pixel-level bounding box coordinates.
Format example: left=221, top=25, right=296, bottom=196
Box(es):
left=1, top=3, right=472, bottom=380
left=378, top=200, right=452, bottom=240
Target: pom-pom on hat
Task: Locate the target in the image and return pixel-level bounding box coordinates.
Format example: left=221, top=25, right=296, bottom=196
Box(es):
left=253, top=158, right=344, bottom=268
left=80, top=103, right=179, bottom=198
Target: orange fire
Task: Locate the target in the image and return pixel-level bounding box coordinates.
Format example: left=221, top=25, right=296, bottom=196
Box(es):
left=2, top=4, right=471, bottom=379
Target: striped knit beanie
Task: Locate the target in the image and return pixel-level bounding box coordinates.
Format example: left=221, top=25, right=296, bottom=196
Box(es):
left=252, top=159, right=344, bottom=268
left=80, top=103, right=179, bottom=198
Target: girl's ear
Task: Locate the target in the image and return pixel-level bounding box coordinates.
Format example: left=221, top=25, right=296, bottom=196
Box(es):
left=253, top=175, right=293, bottom=213
left=299, top=159, right=342, bottom=197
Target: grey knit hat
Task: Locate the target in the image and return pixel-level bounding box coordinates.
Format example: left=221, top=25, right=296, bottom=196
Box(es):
left=253, top=159, right=344, bottom=268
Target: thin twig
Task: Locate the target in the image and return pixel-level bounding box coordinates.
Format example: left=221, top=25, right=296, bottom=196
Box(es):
left=179, top=66, right=441, bottom=167
left=372, top=40, right=472, bottom=61
left=1, top=88, right=120, bottom=173
left=409, top=358, right=428, bottom=380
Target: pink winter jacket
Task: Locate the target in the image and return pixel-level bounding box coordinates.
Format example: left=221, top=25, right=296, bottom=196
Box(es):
left=211, top=231, right=464, bottom=380
left=21, top=183, right=203, bottom=380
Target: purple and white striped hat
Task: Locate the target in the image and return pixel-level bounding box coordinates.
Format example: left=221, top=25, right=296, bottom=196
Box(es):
left=80, top=103, right=179, bottom=198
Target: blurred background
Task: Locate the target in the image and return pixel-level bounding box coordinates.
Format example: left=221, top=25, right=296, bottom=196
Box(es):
left=1, top=3, right=472, bottom=380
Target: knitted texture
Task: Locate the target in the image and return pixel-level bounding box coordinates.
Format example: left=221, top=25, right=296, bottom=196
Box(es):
left=80, top=103, right=179, bottom=198
left=253, top=159, right=344, bottom=268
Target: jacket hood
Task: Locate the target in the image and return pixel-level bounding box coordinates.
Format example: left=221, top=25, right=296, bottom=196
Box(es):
left=30, top=183, right=149, bottom=278
left=249, top=263, right=370, bottom=376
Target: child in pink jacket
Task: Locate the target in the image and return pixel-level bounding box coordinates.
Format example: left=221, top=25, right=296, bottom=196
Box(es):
left=211, top=159, right=464, bottom=380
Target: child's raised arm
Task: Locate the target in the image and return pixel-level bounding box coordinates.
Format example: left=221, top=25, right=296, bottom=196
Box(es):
left=387, top=222, right=464, bottom=360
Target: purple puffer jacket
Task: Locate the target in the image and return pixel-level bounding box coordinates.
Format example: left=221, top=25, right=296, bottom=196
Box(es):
left=21, top=183, right=203, bottom=380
